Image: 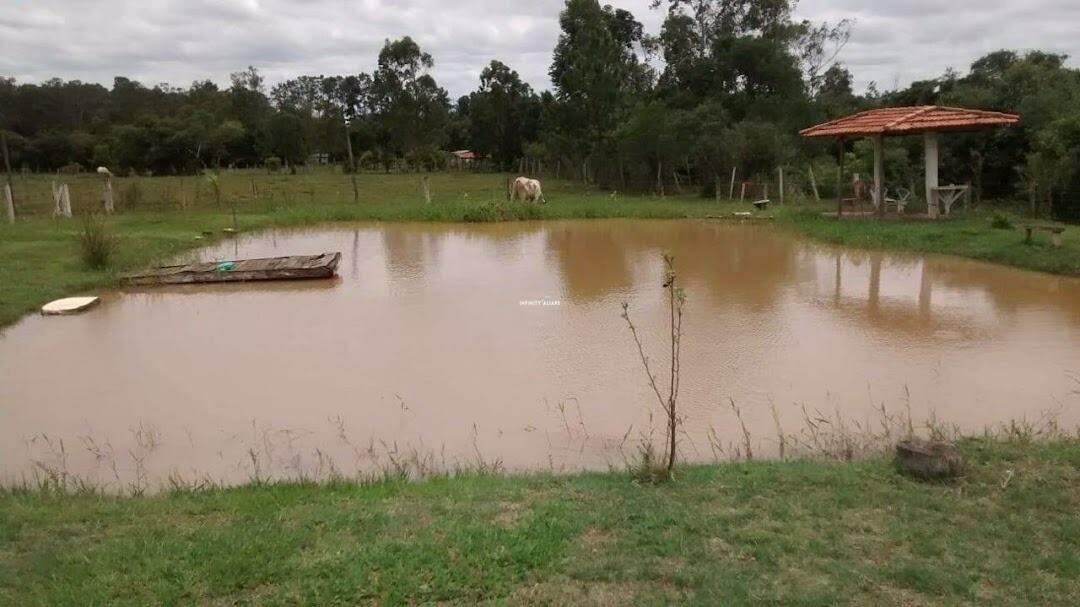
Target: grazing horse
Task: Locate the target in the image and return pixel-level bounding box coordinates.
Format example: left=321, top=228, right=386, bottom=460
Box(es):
left=511, top=177, right=546, bottom=204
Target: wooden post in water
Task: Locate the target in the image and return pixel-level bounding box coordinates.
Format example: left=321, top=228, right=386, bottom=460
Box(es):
left=1, top=131, right=13, bottom=223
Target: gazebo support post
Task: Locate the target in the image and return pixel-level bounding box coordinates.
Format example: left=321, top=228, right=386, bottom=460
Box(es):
left=924, top=131, right=939, bottom=219
left=836, top=137, right=845, bottom=219
left=873, top=134, right=885, bottom=217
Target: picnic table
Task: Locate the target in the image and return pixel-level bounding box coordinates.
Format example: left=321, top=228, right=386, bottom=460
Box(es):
left=1023, top=224, right=1065, bottom=248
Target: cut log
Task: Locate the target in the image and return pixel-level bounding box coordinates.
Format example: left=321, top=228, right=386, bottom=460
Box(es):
left=895, top=439, right=964, bottom=480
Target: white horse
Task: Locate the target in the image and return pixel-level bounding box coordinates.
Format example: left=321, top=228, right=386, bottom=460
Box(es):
left=511, top=177, right=546, bottom=204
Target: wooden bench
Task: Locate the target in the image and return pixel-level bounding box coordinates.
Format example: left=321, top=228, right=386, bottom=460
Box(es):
left=1023, top=224, right=1066, bottom=248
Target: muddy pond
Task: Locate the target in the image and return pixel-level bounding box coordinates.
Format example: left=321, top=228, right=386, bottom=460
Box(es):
left=3, top=220, right=1079, bottom=489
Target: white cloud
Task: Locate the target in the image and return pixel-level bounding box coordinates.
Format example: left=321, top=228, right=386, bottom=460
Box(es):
left=0, top=0, right=1076, bottom=96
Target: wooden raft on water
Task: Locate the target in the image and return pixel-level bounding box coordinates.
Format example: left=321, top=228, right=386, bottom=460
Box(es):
left=126, top=252, right=341, bottom=286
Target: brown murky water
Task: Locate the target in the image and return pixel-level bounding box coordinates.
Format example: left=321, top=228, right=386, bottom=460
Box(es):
left=3, top=220, right=1079, bottom=489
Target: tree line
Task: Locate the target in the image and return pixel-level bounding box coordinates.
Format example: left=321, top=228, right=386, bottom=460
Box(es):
left=1, top=0, right=1078, bottom=217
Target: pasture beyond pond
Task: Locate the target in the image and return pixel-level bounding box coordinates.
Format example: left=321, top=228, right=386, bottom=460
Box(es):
left=1, top=169, right=1078, bottom=330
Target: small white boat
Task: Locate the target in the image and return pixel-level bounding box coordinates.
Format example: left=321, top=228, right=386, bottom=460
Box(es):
left=41, top=296, right=100, bottom=316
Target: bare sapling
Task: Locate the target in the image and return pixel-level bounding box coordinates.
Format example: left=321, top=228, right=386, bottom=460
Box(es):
left=621, top=254, right=685, bottom=480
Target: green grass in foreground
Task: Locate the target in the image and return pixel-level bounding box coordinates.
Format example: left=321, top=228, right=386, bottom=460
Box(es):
left=1, top=169, right=1077, bottom=329
left=1, top=438, right=1078, bottom=605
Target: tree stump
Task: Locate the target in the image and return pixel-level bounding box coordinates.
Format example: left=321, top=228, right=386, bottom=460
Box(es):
left=895, top=439, right=964, bottom=480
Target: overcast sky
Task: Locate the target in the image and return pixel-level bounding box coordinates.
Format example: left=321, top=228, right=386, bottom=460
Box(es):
left=1, top=0, right=1077, bottom=97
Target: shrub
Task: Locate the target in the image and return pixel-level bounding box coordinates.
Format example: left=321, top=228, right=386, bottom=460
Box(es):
left=121, top=181, right=143, bottom=208
left=264, top=157, right=283, bottom=173
left=77, top=214, right=119, bottom=269
left=990, top=213, right=1014, bottom=230
left=59, top=163, right=83, bottom=175
left=462, top=201, right=505, bottom=223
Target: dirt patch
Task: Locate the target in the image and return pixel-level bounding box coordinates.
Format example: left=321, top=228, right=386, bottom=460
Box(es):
left=504, top=578, right=681, bottom=606
left=577, top=526, right=614, bottom=555
left=494, top=501, right=524, bottom=528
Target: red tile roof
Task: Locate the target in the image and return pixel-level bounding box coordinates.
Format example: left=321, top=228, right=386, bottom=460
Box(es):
left=800, top=106, right=1020, bottom=138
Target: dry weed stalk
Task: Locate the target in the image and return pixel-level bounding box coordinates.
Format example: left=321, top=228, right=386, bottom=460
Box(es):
left=621, top=254, right=685, bottom=478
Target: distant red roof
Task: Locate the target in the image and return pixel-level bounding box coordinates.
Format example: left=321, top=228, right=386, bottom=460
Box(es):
left=800, top=106, right=1020, bottom=138
left=452, top=150, right=479, bottom=160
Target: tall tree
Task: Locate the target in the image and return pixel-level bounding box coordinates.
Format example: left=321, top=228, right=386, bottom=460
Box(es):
left=550, top=0, right=648, bottom=156
left=370, top=37, right=451, bottom=159
left=463, top=60, right=540, bottom=167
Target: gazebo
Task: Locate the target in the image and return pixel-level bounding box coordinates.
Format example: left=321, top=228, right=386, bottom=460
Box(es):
left=800, top=106, right=1020, bottom=218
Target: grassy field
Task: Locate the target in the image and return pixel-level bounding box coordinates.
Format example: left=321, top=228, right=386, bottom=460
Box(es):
left=1, top=438, right=1077, bottom=605
left=1, top=169, right=1077, bottom=329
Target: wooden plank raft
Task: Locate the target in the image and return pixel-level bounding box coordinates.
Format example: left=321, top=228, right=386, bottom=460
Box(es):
left=126, top=252, right=341, bottom=286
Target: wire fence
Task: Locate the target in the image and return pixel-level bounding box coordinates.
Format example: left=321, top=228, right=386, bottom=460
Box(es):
left=3, top=160, right=1075, bottom=222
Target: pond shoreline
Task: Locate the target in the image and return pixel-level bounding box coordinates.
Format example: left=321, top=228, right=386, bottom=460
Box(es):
left=1, top=194, right=1077, bottom=331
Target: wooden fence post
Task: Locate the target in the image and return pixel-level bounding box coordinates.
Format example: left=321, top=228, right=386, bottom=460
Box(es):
left=421, top=175, right=431, bottom=204
left=3, top=183, right=13, bottom=224
left=808, top=165, right=820, bottom=202
left=1, top=132, right=13, bottom=223
left=101, top=172, right=115, bottom=213
left=729, top=167, right=736, bottom=200
left=52, top=181, right=62, bottom=216
left=778, top=167, right=784, bottom=205
left=61, top=183, right=72, bottom=217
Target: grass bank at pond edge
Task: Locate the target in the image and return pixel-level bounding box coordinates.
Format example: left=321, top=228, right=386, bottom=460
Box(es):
left=2, top=438, right=1078, bottom=605
left=778, top=208, right=1080, bottom=276
left=2, top=171, right=1077, bottom=330
left=0, top=193, right=733, bottom=330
